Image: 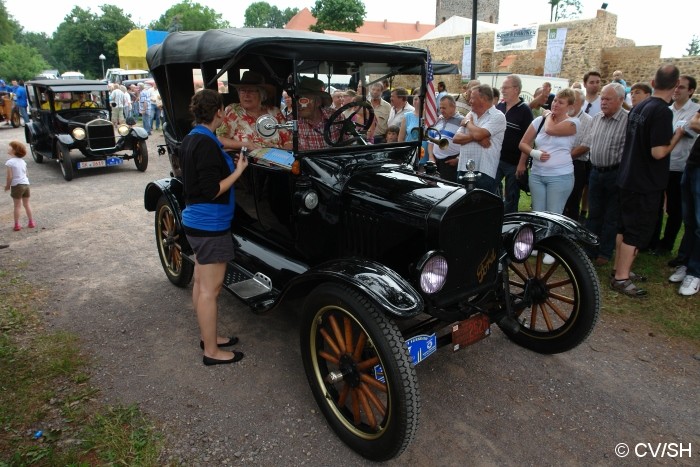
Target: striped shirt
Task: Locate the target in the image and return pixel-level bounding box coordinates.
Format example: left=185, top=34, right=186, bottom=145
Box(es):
left=430, top=112, right=464, bottom=159
left=572, top=110, right=593, bottom=162
left=581, top=107, right=628, bottom=168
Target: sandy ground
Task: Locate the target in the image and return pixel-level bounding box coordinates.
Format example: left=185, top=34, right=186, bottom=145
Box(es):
left=1, top=124, right=698, bottom=466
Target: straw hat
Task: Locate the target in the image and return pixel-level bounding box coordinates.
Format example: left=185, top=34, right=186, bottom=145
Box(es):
left=232, top=70, right=276, bottom=98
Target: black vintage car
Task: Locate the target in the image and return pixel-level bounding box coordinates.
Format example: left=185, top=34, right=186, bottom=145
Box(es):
left=144, top=28, right=600, bottom=461
left=24, top=79, right=148, bottom=181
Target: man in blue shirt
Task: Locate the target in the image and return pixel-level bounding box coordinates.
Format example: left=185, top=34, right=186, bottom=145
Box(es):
left=13, top=80, right=29, bottom=126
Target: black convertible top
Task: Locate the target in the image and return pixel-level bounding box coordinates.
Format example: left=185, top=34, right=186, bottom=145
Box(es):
left=147, top=28, right=429, bottom=70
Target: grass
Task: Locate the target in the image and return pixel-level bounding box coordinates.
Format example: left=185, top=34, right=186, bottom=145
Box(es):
left=517, top=193, right=700, bottom=344
left=0, top=264, right=161, bottom=466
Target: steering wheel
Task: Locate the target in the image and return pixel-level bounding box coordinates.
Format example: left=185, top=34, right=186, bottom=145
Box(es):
left=324, top=101, right=375, bottom=147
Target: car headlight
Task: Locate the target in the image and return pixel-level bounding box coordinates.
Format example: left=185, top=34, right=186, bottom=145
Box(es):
left=117, top=124, right=130, bottom=136
left=71, top=128, right=86, bottom=140
left=417, top=253, right=448, bottom=294
left=506, top=224, right=535, bottom=262
left=303, top=191, right=318, bottom=210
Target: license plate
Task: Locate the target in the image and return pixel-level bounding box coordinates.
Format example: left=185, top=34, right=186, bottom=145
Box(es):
left=77, top=157, right=123, bottom=169
left=452, top=314, right=491, bottom=351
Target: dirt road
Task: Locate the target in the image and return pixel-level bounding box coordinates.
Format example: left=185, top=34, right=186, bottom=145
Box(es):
left=1, top=125, right=698, bottom=465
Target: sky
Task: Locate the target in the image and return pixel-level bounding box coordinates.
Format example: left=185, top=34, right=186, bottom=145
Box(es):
left=3, top=0, right=695, bottom=58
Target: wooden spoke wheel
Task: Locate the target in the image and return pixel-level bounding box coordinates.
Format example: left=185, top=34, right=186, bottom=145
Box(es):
left=155, top=196, right=193, bottom=287
left=504, top=236, right=600, bottom=354
left=300, top=284, right=419, bottom=461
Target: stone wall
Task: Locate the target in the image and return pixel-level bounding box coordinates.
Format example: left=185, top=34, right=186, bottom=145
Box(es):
left=398, top=9, right=700, bottom=95
left=436, top=0, right=500, bottom=25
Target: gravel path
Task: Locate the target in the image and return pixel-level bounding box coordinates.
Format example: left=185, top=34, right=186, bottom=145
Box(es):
left=1, top=125, right=698, bottom=466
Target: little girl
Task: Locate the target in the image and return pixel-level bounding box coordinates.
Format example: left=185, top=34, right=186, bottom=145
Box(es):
left=5, top=141, right=35, bottom=231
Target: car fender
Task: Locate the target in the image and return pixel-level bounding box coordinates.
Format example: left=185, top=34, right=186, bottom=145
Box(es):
left=144, top=177, right=184, bottom=213
left=282, top=258, right=424, bottom=319
left=130, top=126, right=149, bottom=139
left=503, top=211, right=598, bottom=246
left=56, top=133, right=74, bottom=146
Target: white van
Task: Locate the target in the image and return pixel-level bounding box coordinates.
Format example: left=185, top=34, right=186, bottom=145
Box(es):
left=61, top=71, right=85, bottom=80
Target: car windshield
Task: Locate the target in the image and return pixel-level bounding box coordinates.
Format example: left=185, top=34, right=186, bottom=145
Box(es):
left=215, top=60, right=428, bottom=157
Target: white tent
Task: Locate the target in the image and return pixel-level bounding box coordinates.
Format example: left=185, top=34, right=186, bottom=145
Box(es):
left=420, top=16, right=498, bottom=40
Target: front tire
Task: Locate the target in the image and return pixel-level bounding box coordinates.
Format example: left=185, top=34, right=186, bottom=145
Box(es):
left=155, top=196, right=193, bottom=287
left=503, top=236, right=600, bottom=354
left=300, top=284, right=419, bottom=461
left=134, top=139, right=148, bottom=172
left=57, top=143, right=73, bottom=181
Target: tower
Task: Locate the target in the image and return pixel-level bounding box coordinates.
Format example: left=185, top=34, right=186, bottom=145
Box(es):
left=435, top=0, right=501, bottom=25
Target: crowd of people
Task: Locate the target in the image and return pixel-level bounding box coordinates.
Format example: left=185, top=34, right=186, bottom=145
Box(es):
left=413, top=66, right=698, bottom=298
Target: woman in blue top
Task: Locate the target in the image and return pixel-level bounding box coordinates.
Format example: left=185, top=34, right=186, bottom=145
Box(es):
left=398, top=92, right=429, bottom=165
left=181, top=89, right=248, bottom=366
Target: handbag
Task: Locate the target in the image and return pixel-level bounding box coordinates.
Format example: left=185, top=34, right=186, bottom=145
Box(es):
left=517, top=117, right=546, bottom=194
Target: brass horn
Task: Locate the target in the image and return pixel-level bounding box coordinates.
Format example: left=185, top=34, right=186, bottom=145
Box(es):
left=412, top=127, right=449, bottom=150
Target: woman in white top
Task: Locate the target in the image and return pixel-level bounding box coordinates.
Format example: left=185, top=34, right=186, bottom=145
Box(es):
left=517, top=88, right=579, bottom=214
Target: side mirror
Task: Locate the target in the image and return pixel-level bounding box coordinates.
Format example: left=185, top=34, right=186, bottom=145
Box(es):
left=256, top=115, right=278, bottom=138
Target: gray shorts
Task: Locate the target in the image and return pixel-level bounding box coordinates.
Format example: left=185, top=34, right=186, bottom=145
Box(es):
left=186, top=232, right=235, bottom=265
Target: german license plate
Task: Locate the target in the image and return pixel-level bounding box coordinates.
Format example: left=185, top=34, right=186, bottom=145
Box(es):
left=452, top=314, right=491, bottom=351
left=78, top=157, right=122, bottom=169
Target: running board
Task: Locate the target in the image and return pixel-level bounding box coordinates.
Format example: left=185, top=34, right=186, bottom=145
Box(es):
left=223, top=264, right=272, bottom=299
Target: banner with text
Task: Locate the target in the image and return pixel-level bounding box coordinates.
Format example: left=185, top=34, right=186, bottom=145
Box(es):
left=544, top=28, right=567, bottom=77
left=461, top=35, right=472, bottom=81
left=494, top=24, right=539, bottom=52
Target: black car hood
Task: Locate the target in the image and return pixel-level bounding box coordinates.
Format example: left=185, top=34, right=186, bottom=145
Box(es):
left=341, top=164, right=463, bottom=221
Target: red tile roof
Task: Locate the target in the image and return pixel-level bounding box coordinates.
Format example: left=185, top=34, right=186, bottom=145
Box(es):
left=285, top=8, right=435, bottom=43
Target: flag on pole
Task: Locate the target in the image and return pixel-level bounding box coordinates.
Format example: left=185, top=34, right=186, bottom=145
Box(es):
left=424, top=49, right=438, bottom=129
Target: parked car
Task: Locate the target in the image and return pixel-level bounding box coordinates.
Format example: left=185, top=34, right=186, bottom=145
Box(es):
left=24, top=79, right=149, bottom=181
left=104, top=68, right=151, bottom=88
left=144, top=28, right=600, bottom=461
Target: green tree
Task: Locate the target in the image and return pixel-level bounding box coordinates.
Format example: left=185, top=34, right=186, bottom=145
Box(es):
left=0, top=0, right=19, bottom=45
left=0, top=43, right=50, bottom=80
left=51, top=5, right=135, bottom=79
left=244, top=2, right=298, bottom=28
left=16, top=30, right=56, bottom=68
left=548, top=0, right=582, bottom=22
left=310, top=0, right=366, bottom=33
left=557, top=0, right=583, bottom=20
left=548, top=0, right=561, bottom=22
left=148, top=0, right=230, bottom=32
left=686, top=35, right=700, bottom=57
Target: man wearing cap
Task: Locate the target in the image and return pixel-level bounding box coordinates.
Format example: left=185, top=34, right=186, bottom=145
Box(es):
left=295, top=77, right=341, bottom=151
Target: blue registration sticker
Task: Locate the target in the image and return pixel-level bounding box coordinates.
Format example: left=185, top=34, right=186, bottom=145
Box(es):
left=405, top=334, right=437, bottom=365
left=105, top=157, right=123, bottom=166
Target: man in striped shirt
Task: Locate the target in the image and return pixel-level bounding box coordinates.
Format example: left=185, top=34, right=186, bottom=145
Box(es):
left=428, top=95, right=463, bottom=183
left=579, top=83, right=628, bottom=265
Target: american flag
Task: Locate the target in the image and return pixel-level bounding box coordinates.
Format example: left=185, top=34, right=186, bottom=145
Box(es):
left=424, top=49, right=438, bottom=128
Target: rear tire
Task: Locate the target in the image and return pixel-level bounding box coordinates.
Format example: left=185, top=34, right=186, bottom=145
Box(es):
left=10, top=108, right=21, bottom=128
left=155, top=196, right=193, bottom=287
left=503, top=236, right=600, bottom=354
